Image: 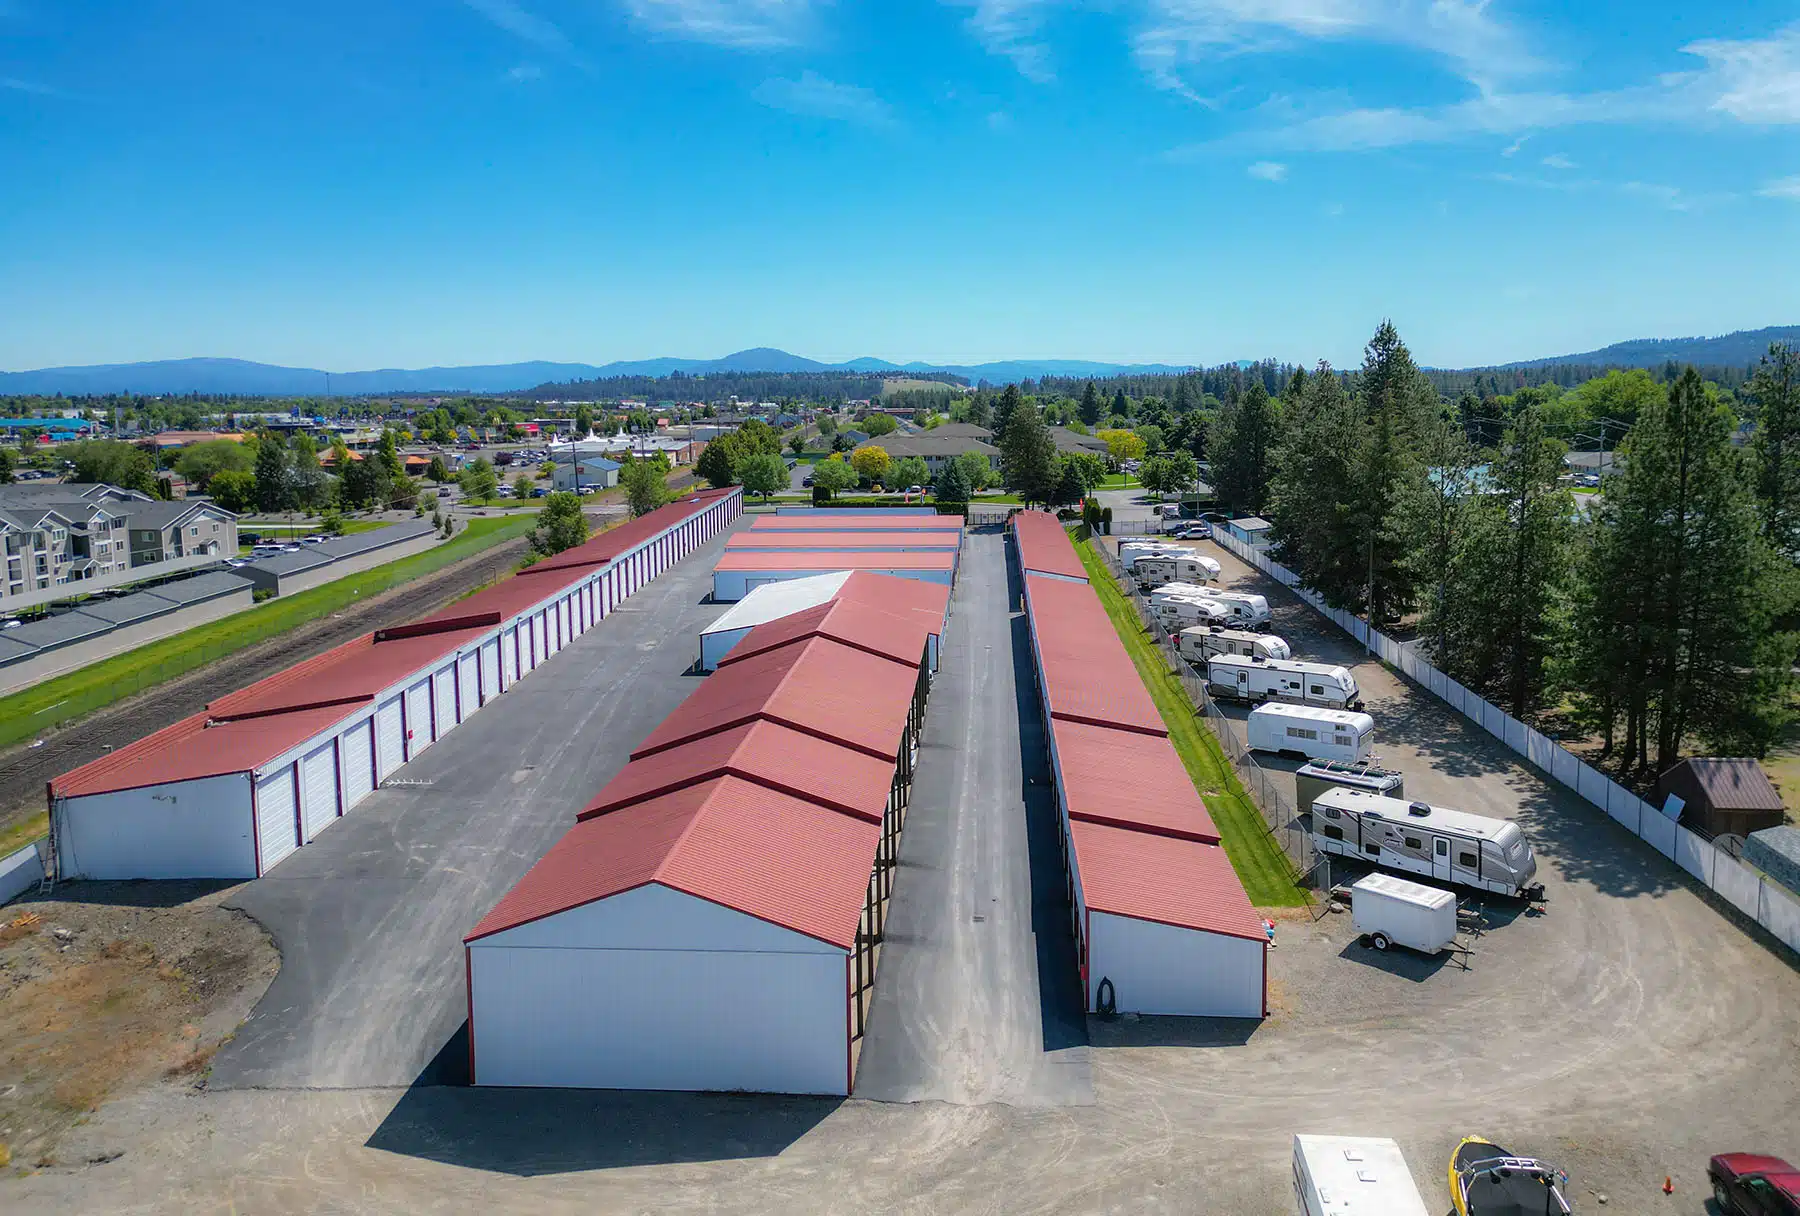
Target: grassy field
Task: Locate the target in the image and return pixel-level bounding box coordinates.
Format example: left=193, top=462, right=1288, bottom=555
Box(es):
left=1097, top=474, right=1142, bottom=489
left=0, top=514, right=536, bottom=753
left=879, top=378, right=958, bottom=397
left=1074, top=537, right=1306, bottom=907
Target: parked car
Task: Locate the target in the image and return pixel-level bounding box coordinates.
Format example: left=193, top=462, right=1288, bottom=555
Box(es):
left=803, top=475, right=815, bottom=487
left=437, top=487, right=452, bottom=497
left=300, top=535, right=328, bottom=544
left=1, top=618, right=22, bottom=630
left=577, top=486, right=596, bottom=495
left=531, top=487, right=549, bottom=498
left=1710, top=1154, right=1800, bottom=1215
left=280, top=543, right=302, bottom=553
left=906, top=484, right=923, bottom=495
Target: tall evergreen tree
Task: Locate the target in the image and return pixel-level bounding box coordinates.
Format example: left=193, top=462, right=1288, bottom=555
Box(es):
left=1355, top=321, right=1433, bottom=621
left=999, top=400, right=1058, bottom=508
left=253, top=435, right=293, bottom=512
left=1393, top=416, right=1480, bottom=674
left=992, top=383, right=1024, bottom=439
left=1211, top=380, right=1277, bottom=516
left=1748, top=342, right=1800, bottom=559
left=1268, top=365, right=1366, bottom=605
left=1111, top=387, right=1130, bottom=421
left=1078, top=381, right=1102, bottom=427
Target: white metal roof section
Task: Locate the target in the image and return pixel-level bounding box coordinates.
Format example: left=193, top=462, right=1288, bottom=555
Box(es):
left=1313, top=787, right=1519, bottom=840
left=702, top=571, right=854, bottom=636
left=1248, top=703, right=1373, bottom=728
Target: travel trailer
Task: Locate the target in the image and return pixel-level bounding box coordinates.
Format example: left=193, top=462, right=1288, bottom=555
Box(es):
left=1118, top=542, right=1186, bottom=571
left=1309, top=787, right=1543, bottom=898
left=1206, top=654, right=1363, bottom=709
left=1294, top=758, right=1405, bottom=815
left=1178, top=626, right=1290, bottom=665
left=1197, top=588, right=1271, bottom=627
left=1292, top=1135, right=1431, bottom=1216
left=1246, top=704, right=1375, bottom=764
left=1151, top=595, right=1231, bottom=629
left=1351, top=873, right=1458, bottom=955
left=1153, top=583, right=1268, bottom=628
left=1134, top=553, right=1221, bottom=590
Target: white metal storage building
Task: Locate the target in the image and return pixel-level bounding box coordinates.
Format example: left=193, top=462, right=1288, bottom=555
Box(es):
left=466, top=602, right=936, bottom=1096
left=48, top=488, right=744, bottom=881
left=698, top=569, right=949, bottom=672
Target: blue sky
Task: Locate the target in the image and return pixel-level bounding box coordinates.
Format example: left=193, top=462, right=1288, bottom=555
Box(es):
left=2, top=0, right=1797, bottom=372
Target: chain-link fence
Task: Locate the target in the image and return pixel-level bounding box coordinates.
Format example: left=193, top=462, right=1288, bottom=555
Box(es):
left=1089, top=539, right=1325, bottom=901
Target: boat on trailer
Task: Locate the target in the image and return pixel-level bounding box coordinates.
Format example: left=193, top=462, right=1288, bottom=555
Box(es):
left=1449, top=1136, right=1572, bottom=1216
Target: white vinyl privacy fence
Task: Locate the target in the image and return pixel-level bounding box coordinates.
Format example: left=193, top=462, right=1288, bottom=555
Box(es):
left=1209, top=528, right=1800, bottom=961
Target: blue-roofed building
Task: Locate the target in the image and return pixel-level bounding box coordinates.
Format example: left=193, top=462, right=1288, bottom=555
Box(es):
left=551, top=456, right=621, bottom=492
left=0, top=417, right=90, bottom=435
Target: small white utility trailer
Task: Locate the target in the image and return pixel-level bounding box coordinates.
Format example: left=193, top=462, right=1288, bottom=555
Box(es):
left=1350, top=873, right=1459, bottom=954
left=1292, top=1134, right=1431, bottom=1216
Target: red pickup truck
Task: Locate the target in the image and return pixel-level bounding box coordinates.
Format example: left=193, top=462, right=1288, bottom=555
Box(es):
left=1710, top=1154, right=1800, bottom=1215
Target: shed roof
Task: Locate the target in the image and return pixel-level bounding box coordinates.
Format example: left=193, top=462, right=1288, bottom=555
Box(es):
left=70, top=590, right=182, bottom=626
left=635, top=634, right=916, bottom=762
left=465, top=775, right=880, bottom=949
left=717, top=597, right=931, bottom=671
left=1050, top=719, right=1219, bottom=844
left=141, top=570, right=255, bottom=606
left=581, top=719, right=892, bottom=824
left=1661, top=757, right=1785, bottom=812
left=1070, top=819, right=1264, bottom=940
left=713, top=550, right=955, bottom=573
left=52, top=702, right=362, bottom=798
left=1011, top=511, right=1087, bottom=581
left=209, top=623, right=492, bottom=720
left=1025, top=574, right=1167, bottom=737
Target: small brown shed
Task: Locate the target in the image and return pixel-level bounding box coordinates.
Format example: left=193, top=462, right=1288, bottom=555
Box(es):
left=1652, top=758, right=1787, bottom=839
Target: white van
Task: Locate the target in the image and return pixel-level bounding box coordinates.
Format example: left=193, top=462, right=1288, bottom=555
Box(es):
left=1248, top=703, right=1374, bottom=763
left=1134, top=553, right=1221, bottom=590
left=1207, top=654, right=1362, bottom=709
left=1292, top=1134, right=1430, bottom=1216
left=1178, top=626, right=1290, bottom=664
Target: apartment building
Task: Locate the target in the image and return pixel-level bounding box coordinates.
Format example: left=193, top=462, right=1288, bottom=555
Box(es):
left=0, top=483, right=237, bottom=606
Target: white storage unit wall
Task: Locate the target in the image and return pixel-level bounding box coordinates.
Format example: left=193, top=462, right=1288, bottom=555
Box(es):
left=47, top=488, right=745, bottom=883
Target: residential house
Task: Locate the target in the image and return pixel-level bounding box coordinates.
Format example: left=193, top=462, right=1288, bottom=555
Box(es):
left=1049, top=427, right=1111, bottom=457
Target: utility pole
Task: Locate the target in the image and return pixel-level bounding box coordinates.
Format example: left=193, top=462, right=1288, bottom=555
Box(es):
left=1365, top=525, right=1376, bottom=657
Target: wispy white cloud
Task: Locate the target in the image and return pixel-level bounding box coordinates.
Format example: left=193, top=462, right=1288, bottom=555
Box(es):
left=1541, top=152, right=1575, bottom=169
left=507, top=63, right=545, bottom=83
left=952, top=1, right=1061, bottom=82
left=1684, top=23, right=1800, bottom=123
left=1321, top=200, right=1344, bottom=216
left=2, top=76, right=63, bottom=97
left=464, top=0, right=589, bottom=67
left=1247, top=159, right=1287, bottom=180
left=1500, top=133, right=1528, bottom=157
left=626, top=0, right=822, bottom=49
left=753, top=70, right=898, bottom=128
left=987, top=109, right=1013, bottom=131
left=1760, top=174, right=1800, bottom=201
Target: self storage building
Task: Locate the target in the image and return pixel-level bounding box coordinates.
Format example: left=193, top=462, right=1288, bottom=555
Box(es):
left=465, top=610, right=934, bottom=1096
left=712, top=549, right=957, bottom=602
left=1011, top=510, right=1089, bottom=583
left=48, top=488, right=743, bottom=881
left=698, top=570, right=950, bottom=672
left=724, top=530, right=963, bottom=554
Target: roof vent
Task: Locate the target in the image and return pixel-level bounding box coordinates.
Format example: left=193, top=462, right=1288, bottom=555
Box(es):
left=1407, top=801, right=1431, bottom=817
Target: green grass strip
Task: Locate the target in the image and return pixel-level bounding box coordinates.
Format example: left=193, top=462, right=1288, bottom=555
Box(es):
left=0, top=514, right=535, bottom=752
left=1074, top=537, right=1306, bottom=907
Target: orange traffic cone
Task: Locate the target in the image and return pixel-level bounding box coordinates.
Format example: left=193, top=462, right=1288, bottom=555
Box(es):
left=1663, top=1176, right=1674, bottom=1195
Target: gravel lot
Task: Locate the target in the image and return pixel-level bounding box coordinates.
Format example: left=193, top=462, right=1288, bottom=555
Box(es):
left=7, top=532, right=1799, bottom=1214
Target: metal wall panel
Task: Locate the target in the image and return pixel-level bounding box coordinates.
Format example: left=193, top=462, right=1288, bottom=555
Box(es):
left=404, top=679, right=432, bottom=759
left=300, top=741, right=339, bottom=840
left=342, top=719, right=376, bottom=807
left=432, top=664, right=456, bottom=739
left=458, top=653, right=478, bottom=720
left=1087, top=911, right=1263, bottom=1018
left=375, top=696, right=404, bottom=780
left=480, top=640, right=501, bottom=703
left=501, top=628, right=518, bottom=686
left=56, top=775, right=256, bottom=880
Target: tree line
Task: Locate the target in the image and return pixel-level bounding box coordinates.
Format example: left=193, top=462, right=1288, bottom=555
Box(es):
left=1206, top=322, right=1800, bottom=777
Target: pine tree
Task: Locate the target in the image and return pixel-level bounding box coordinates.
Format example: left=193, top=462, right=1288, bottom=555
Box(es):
left=1212, top=379, right=1277, bottom=516
left=1079, top=381, right=1102, bottom=427
left=999, top=400, right=1058, bottom=507
left=1748, top=342, right=1800, bottom=559
left=1393, top=416, right=1479, bottom=674
left=1268, top=365, right=1367, bottom=605
left=253, top=435, right=293, bottom=513
left=992, top=383, right=1024, bottom=439
left=1355, top=321, right=1433, bottom=621
left=1112, top=388, right=1130, bottom=421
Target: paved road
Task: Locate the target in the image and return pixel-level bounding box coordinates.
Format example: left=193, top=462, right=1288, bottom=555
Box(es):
left=852, top=528, right=1093, bottom=1107
left=208, top=520, right=742, bottom=1090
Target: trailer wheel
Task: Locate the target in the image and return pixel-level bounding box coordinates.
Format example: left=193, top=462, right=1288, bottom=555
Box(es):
left=1370, top=932, right=1391, bottom=951
left=1357, top=933, right=1372, bottom=948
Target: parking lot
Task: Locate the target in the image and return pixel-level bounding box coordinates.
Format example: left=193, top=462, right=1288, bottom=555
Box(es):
left=10, top=527, right=1800, bottom=1215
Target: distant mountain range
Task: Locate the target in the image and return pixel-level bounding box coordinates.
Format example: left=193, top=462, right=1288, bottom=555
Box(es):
left=1494, top=326, right=1800, bottom=371
left=2, top=328, right=1792, bottom=396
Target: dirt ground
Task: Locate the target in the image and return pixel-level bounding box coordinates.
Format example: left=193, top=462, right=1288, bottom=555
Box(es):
left=0, top=881, right=276, bottom=1173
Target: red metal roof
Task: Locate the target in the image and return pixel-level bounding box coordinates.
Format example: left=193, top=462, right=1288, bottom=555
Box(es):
left=750, top=515, right=963, bottom=531
left=717, top=597, right=932, bottom=672
left=1011, top=511, right=1087, bottom=581
left=518, top=490, right=736, bottom=578
left=834, top=571, right=950, bottom=634
left=714, top=551, right=955, bottom=572
left=725, top=531, right=962, bottom=551
left=1023, top=573, right=1166, bottom=736
left=1069, top=819, right=1265, bottom=940
left=634, top=634, right=917, bottom=761
left=209, top=624, right=492, bottom=720
left=580, top=719, right=892, bottom=823
left=51, top=702, right=364, bottom=798
left=1050, top=719, right=1219, bottom=844
left=466, top=775, right=880, bottom=949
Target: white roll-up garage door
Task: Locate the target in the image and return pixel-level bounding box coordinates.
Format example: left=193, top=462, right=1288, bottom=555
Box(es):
left=531, top=614, right=545, bottom=666
left=458, top=652, right=478, bottom=720
left=300, top=741, right=339, bottom=841
left=256, top=765, right=299, bottom=873
left=375, top=697, right=404, bottom=780
left=405, top=679, right=432, bottom=759
left=480, top=640, right=500, bottom=703
left=343, top=718, right=376, bottom=808
left=501, top=629, right=518, bottom=686
left=432, top=664, right=456, bottom=739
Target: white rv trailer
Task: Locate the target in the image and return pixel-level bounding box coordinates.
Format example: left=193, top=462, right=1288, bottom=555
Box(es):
left=1152, top=583, right=1264, bottom=628
left=1246, top=703, right=1374, bottom=764
left=1207, top=654, right=1363, bottom=710
left=1151, top=595, right=1231, bottom=629
left=1292, top=1134, right=1431, bottom=1216
left=1309, top=786, right=1543, bottom=898
left=1178, top=625, right=1290, bottom=665
left=1294, top=758, right=1405, bottom=815
left=1118, top=543, right=1186, bottom=571
left=1351, top=873, right=1458, bottom=954
left=1134, top=553, right=1221, bottom=590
